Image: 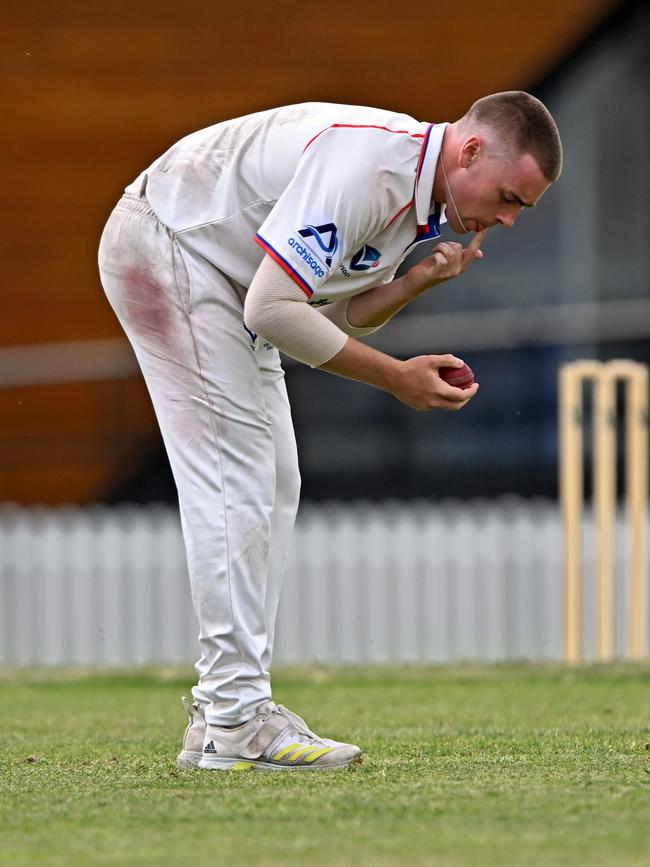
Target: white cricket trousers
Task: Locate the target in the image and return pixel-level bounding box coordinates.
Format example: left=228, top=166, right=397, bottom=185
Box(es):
left=98, top=192, right=301, bottom=726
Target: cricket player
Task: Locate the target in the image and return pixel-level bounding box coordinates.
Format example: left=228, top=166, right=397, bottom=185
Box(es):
left=98, top=92, right=561, bottom=771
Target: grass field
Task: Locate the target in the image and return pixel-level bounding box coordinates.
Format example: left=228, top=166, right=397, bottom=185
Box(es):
left=1, top=665, right=650, bottom=867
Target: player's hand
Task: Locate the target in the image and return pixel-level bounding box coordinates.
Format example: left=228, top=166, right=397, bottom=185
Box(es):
left=390, top=354, right=479, bottom=411
left=404, top=230, right=486, bottom=295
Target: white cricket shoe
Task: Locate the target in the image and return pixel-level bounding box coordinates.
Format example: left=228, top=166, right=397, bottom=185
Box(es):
left=199, top=700, right=362, bottom=771
left=176, top=696, right=206, bottom=769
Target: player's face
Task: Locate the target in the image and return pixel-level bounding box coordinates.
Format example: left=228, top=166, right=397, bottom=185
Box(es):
left=446, top=145, right=551, bottom=235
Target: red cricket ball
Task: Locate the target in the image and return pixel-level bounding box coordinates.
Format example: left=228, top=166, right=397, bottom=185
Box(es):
left=438, top=362, right=475, bottom=390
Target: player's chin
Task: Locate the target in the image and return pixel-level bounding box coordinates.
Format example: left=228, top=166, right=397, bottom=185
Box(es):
left=449, top=214, right=470, bottom=235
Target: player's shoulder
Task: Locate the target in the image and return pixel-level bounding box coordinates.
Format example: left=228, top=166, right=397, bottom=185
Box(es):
left=186, top=102, right=428, bottom=164
left=296, top=102, right=429, bottom=174
left=290, top=101, right=427, bottom=138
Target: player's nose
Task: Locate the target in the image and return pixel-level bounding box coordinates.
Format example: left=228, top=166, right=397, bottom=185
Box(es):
left=496, top=203, right=524, bottom=229
left=496, top=211, right=517, bottom=228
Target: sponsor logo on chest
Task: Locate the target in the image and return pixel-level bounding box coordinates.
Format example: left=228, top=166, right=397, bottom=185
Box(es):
left=340, top=244, right=382, bottom=277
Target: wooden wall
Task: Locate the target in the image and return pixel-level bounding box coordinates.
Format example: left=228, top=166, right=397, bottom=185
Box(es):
left=1, top=0, right=617, bottom=503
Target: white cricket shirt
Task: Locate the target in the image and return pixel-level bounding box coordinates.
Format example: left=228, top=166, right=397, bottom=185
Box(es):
left=134, top=102, right=448, bottom=305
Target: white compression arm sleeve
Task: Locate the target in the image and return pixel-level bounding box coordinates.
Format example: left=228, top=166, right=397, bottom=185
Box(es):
left=244, top=255, right=348, bottom=368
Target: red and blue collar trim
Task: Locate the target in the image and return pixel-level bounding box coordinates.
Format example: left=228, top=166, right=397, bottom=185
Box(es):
left=414, top=122, right=448, bottom=231
left=406, top=203, right=442, bottom=252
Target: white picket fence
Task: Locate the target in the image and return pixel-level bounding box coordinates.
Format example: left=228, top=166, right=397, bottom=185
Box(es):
left=0, top=499, right=647, bottom=666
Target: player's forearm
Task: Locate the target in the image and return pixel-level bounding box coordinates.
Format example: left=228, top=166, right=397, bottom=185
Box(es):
left=319, top=335, right=402, bottom=393
left=345, top=273, right=422, bottom=328
left=321, top=341, right=480, bottom=412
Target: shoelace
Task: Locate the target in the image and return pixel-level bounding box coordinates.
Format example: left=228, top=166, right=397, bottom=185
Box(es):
left=275, top=704, right=325, bottom=744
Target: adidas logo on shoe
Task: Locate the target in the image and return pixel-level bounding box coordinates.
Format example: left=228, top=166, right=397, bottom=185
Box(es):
left=203, top=740, right=218, bottom=754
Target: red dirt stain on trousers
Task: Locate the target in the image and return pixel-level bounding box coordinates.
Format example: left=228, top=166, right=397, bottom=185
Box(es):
left=122, top=265, right=171, bottom=339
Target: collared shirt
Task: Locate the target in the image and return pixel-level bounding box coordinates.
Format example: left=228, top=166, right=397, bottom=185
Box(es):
left=135, top=102, right=447, bottom=304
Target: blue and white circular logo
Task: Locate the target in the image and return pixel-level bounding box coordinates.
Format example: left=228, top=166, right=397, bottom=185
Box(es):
left=349, top=245, right=381, bottom=271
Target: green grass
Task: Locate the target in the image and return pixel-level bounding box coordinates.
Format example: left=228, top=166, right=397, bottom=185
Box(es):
left=1, top=665, right=650, bottom=867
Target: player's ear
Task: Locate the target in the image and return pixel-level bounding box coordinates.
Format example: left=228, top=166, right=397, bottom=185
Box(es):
left=459, top=135, right=481, bottom=168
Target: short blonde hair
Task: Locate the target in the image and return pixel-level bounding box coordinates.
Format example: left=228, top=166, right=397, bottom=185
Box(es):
left=461, top=91, right=563, bottom=181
